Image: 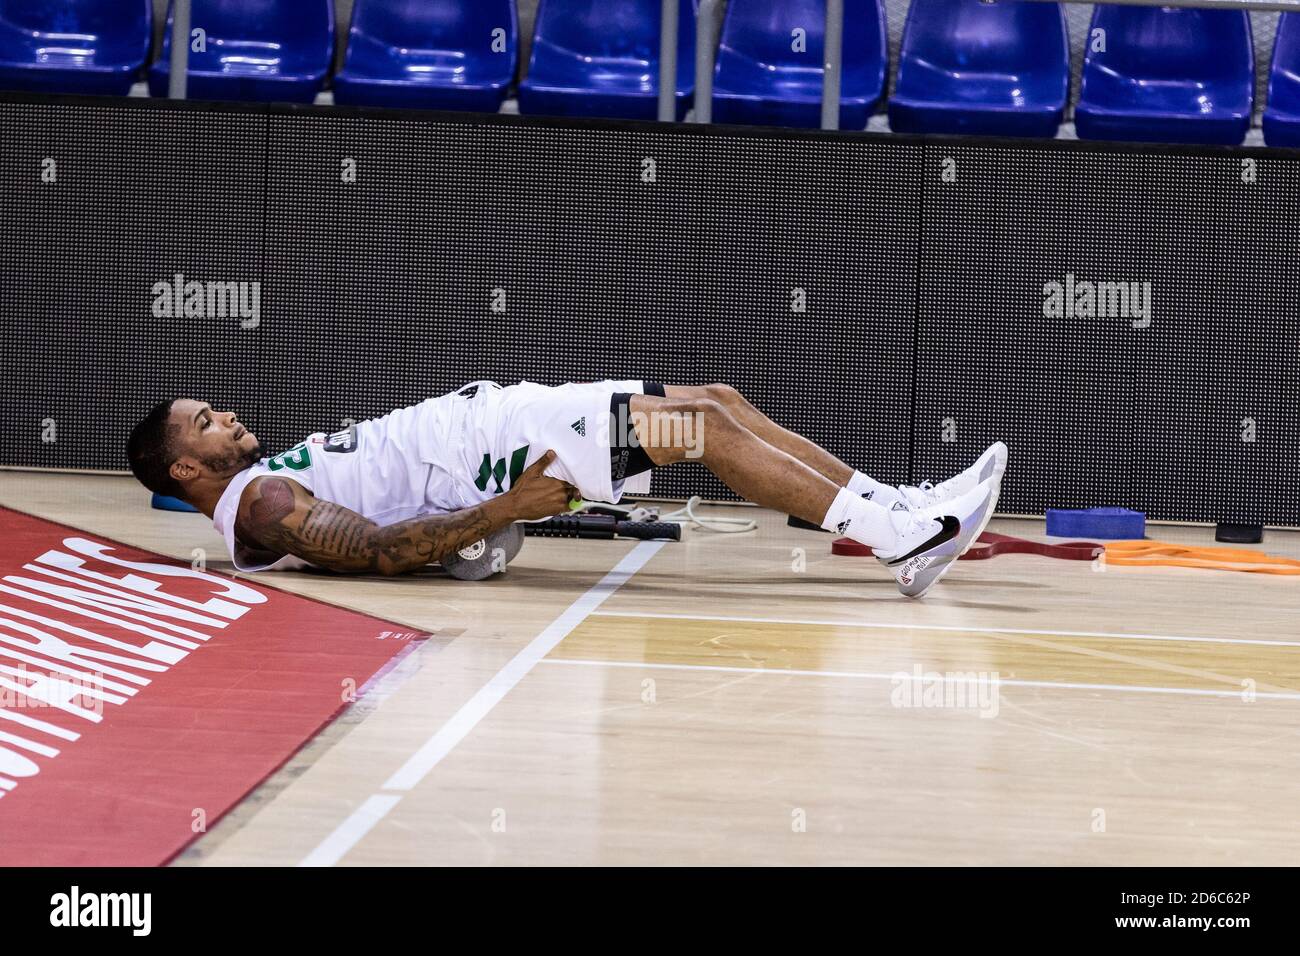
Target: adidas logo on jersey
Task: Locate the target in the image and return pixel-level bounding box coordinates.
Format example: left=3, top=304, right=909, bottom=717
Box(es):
left=571, top=417, right=586, bottom=437
left=836, top=519, right=851, bottom=534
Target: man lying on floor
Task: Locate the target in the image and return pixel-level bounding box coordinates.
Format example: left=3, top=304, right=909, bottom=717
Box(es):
left=126, top=380, right=1007, bottom=598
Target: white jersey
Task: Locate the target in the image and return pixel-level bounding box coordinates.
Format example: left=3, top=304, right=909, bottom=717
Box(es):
left=211, top=380, right=654, bottom=573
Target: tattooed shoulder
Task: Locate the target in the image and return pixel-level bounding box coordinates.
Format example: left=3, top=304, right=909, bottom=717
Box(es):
left=236, top=476, right=300, bottom=551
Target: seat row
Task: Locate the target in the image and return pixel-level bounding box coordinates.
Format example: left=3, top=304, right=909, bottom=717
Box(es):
left=1, top=1, right=1298, bottom=147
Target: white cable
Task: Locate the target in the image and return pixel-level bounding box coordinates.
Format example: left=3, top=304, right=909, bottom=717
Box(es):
left=661, top=496, right=757, bottom=534
left=575, top=498, right=758, bottom=534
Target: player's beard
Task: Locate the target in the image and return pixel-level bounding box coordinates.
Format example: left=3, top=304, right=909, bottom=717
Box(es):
left=201, top=440, right=264, bottom=476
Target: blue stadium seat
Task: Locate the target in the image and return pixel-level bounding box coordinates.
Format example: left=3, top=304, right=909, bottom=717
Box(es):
left=518, top=0, right=696, bottom=120
left=1075, top=7, right=1254, bottom=146
left=0, top=0, right=151, bottom=95
left=148, top=0, right=333, bottom=103
left=334, top=0, right=518, bottom=112
left=711, top=0, right=886, bottom=130
left=888, top=0, right=1068, bottom=137
left=1264, top=13, right=1300, bottom=147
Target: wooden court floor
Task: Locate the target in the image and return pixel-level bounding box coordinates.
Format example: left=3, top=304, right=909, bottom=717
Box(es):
left=4, top=470, right=1299, bottom=866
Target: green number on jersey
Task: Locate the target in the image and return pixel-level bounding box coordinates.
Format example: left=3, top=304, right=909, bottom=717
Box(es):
left=267, top=444, right=312, bottom=472
left=474, top=444, right=529, bottom=494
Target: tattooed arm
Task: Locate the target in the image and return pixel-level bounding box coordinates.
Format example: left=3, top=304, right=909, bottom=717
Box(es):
left=234, top=450, right=574, bottom=575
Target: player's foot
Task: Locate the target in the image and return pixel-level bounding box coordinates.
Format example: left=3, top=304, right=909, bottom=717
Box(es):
left=897, top=441, right=1008, bottom=509
left=875, top=476, right=1001, bottom=598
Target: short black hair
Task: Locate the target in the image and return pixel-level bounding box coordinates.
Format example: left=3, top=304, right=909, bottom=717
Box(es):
left=127, top=400, right=185, bottom=499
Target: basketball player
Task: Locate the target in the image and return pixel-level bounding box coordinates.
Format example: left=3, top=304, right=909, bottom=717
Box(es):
left=126, top=380, right=1007, bottom=597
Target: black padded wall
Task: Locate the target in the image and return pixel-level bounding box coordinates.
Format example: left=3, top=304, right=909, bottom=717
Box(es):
left=259, top=112, right=920, bottom=500
left=914, top=142, right=1300, bottom=525
left=0, top=99, right=266, bottom=471
left=2, top=95, right=1299, bottom=526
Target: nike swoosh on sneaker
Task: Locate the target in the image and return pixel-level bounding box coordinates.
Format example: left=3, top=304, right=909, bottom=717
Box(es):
left=883, top=515, right=960, bottom=566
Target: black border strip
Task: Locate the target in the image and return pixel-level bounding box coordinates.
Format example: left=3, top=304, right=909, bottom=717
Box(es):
left=5, top=88, right=1300, bottom=162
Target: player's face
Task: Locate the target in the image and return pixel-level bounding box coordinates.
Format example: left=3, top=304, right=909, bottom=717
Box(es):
left=170, top=399, right=262, bottom=476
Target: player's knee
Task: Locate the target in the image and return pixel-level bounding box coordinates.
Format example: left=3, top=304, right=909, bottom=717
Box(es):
left=702, top=383, right=742, bottom=408
left=684, top=396, right=726, bottom=419
left=684, top=398, right=740, bottom=442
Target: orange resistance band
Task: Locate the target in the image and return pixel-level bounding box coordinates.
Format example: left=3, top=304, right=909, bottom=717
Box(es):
left=1104, top=540, right=1300, bottom=575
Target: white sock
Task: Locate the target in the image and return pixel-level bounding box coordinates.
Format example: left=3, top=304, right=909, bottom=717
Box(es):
left=846, top=470, right=904, bottom=507
left=820, top=487, right=899, bottom=551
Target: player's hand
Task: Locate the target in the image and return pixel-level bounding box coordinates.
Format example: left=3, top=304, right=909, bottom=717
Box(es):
left=506, top=450, right=576, bottom=520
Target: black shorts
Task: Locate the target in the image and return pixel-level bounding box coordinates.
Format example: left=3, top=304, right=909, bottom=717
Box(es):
left=609, top=382, right=666, bottom=482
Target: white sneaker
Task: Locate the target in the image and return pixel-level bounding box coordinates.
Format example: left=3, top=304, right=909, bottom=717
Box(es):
left=875, top=476, right=1001, bottom=598
left=898, top=441, right=1008, bottom=509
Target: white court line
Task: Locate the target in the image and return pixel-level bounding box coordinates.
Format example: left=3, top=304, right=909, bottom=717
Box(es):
left=539, top=657, right=1300, bottom=701
left=589, top=610, right=1300, bottom=648
left=299, top=794, right=402, bottom=868
left=297, top=540, right=664, bottom=867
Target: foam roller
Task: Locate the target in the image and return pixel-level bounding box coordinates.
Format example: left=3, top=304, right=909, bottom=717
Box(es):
left=524, top=515, right=681, bottom=541
left=441, top=524, right=525, bottom=580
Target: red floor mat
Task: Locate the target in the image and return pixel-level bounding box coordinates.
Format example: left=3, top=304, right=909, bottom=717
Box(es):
left=0, top=506, right=426, bottom=866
